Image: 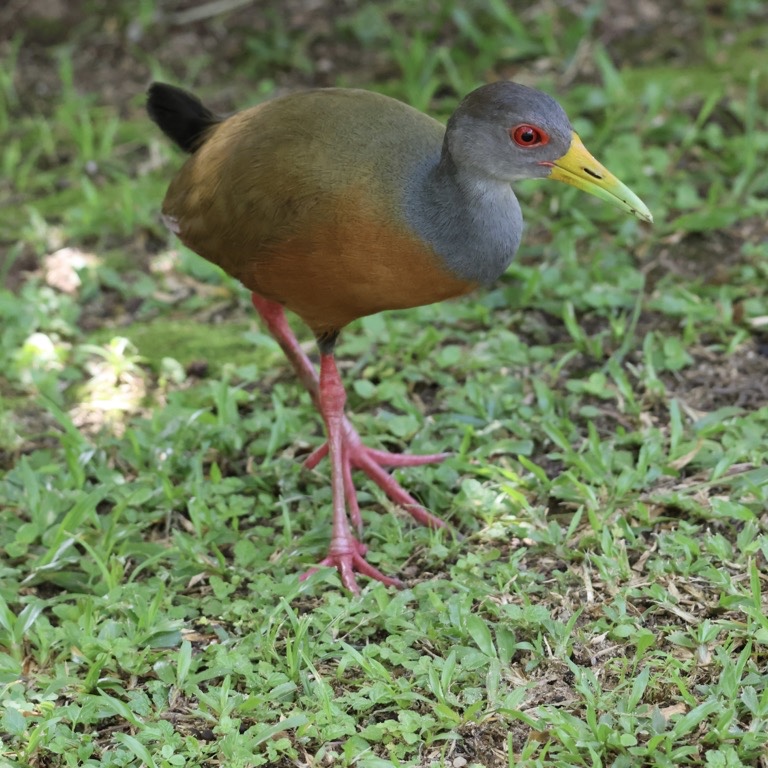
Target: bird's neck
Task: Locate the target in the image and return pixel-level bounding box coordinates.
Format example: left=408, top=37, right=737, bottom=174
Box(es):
left=404, top=150, right=524, bottom=285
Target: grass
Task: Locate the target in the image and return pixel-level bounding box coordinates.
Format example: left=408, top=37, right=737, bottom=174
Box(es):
left=2, top=0, right=768, bottom=766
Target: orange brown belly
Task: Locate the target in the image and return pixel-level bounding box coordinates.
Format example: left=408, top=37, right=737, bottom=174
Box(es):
left=233, top=215, right=476, bottom=336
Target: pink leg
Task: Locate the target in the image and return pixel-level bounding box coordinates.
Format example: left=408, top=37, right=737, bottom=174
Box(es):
left=304, top=355, right=402, bottom=592
left=251, top=294, right=321, bottom=406
left=250, top=294, right=449, bottom=590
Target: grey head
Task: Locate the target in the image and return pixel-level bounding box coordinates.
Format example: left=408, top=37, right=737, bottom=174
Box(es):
left=407, top=82, right=576, bottom=285
left=445, top=81, right=574, bottom=183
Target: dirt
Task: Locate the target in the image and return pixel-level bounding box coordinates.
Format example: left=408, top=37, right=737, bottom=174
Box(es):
left=665, top=339, right=768, bottom=411
left=5, top=0, right=764, bottom=111
left=4, top=0, right=387, bottom=116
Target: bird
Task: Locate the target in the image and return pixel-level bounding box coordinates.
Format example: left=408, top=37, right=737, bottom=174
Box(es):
left=146, top=80, right=651, bottom=592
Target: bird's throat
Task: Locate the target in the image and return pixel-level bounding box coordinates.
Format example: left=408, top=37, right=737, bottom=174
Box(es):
left=404, top=155, right=523, bottom=286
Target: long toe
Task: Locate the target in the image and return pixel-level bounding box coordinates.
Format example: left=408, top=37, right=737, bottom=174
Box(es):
left=301, top=550, right=402, bottom=593
left=362, top=446, right=451, bottom=467
left=342, top=417, right=450, bottom=467
left=303, top=418, right=450, bottom=472
left=352, top=450, right=448, bottom=529
left=303, top=417, right=450, bottom=531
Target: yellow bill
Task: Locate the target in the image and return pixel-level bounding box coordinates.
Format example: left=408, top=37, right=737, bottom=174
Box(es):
left=547, top=132, right=653, bottom=224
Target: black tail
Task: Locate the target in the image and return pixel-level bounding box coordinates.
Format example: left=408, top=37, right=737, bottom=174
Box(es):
left=146, top=82, right=221, bottom=154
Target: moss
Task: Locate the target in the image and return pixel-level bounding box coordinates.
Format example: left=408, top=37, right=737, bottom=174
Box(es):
left=92, top=319, right=272, bottom=372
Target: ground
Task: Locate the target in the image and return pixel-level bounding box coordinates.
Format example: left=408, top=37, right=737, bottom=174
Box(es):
left=1, top=1, right=767, bottom=767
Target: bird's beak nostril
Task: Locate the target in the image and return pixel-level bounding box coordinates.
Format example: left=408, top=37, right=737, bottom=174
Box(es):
left=548, top=132, right=652, bottom=222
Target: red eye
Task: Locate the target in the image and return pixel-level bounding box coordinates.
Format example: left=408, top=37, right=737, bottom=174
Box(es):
left=511, top=124, right=548, bottom=147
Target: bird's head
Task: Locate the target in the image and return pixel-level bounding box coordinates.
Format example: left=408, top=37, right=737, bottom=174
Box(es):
left=446, top=81, right=653, bottom=223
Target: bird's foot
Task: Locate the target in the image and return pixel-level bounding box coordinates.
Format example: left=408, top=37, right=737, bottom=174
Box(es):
left=300, top=537, right=404, bottom=593
left=303, top=416, right=449, bottom=533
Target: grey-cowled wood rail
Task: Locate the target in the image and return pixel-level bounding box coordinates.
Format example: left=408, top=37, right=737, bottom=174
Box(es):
left=147, top=80, right=651, bottom=592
